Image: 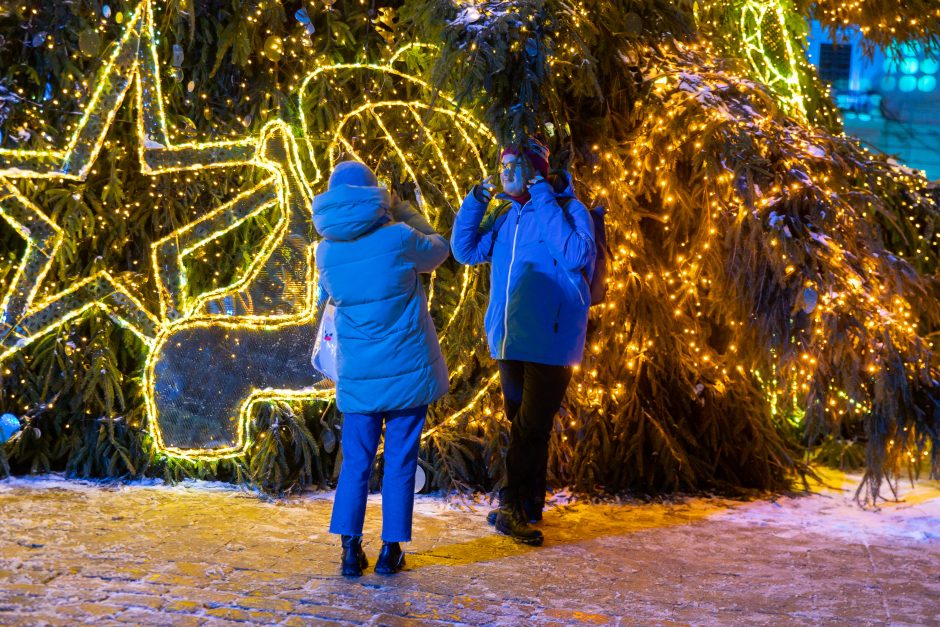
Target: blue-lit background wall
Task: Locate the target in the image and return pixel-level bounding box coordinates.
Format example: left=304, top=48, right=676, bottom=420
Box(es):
left=806, top=23, right=940, bottom=180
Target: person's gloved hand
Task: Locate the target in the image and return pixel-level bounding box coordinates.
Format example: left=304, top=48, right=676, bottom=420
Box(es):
left=527, top=173, right=546, bottom=189
left=390, top=190, right=439, bottom=236
left=473, top=175, right=497, bottom=203
left=389, top=191, right=417, bottom=222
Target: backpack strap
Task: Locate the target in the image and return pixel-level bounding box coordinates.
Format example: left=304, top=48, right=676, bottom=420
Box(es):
left=479, top=199, right=513, bottom=233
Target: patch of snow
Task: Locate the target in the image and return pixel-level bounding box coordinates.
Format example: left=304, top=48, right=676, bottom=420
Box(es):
left=545, top=486, right=578, bottom=506
left=0, top=473, right=246, bottom=495
left=739, top=104, right=761, bottom=119
left=809, top=231, right=833, bottom=248
left=5, top=472, right=937, bottom=545
left=714, top=473, right=940, bottom=544
left=806, top=144, right=827, bottom=158
left=789, top=168, right=812, bottom=185
left=450, top=6, right=482, bottom=26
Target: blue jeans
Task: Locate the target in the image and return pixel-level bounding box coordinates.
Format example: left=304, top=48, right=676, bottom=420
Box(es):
left=329, top=405, right=427, bottom=542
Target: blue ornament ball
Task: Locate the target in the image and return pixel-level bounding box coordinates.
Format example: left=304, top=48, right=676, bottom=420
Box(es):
left=0, top=413, right=21, bottom=444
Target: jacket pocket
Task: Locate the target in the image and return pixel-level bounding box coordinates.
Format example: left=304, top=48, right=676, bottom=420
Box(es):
left=560, top=266, right=587, bottom=307
left=552, top=264, right=590, bottom=336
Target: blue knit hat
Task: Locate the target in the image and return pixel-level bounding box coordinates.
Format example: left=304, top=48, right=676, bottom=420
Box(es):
left=328, top=160, right=379, bottom=189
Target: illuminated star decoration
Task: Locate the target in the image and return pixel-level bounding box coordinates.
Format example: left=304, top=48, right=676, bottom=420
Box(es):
left=0, top=1, right=500, bottom=459
left=0, top=1, right=331, bottom=459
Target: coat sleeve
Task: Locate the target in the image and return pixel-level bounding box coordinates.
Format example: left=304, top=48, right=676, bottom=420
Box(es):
left=529, top=181, right=596, bottom=273
left=401, top=224, right=450, bottom=274
left=450, top=188, right=496, bottom=266
left=390, top=200, right=450, bottom=273
left=390, top=199, right=435, bottom=235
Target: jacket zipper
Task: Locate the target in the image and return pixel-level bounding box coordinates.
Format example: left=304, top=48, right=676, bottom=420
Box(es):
left=500, top=207, right=523, bottom=358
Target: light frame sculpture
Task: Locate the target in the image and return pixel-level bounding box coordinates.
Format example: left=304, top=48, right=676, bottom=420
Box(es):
left=0, top=0, right=500, bottom=460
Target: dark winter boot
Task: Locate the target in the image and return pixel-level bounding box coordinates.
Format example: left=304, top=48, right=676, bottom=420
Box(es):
left=374, top=541, right=405, bottom=574
left=340, top=535, right=368, bottom=577
left=487, top=488, right=509, bottom=525
left=494, top=508, right=544, bottom=546
left=488, top=497, right=541, bottom=525
left=522, top=497, right=543, bottom=524
left=486, top=508, right=499, bottom=526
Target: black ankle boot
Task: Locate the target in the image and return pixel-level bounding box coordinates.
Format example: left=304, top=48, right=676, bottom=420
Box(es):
left=340, top=535, right=368, bottom=577
left=488, top=501, right=540, bottom=525
left=522, top=497, right=543, bottom=524
left=486, top=508, right=499, bottom=525
left=495, top=508, right=544, bottom=546
left=374, top=541, right=405, bottom=574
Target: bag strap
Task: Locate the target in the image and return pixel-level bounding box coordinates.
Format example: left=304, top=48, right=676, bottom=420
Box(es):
left=479, top=199, right=513, bottom=233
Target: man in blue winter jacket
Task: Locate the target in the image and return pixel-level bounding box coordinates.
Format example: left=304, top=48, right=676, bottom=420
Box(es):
left=451, top=137, right=596, bottom=545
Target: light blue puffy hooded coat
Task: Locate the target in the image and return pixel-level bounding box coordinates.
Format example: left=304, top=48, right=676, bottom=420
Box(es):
left=312, top=162, right=450, bottom=414
left=450, top=174, right=595, bottom=366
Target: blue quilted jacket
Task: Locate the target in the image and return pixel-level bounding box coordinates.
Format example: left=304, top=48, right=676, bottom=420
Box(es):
left=450, top=174, right=595, bottom=366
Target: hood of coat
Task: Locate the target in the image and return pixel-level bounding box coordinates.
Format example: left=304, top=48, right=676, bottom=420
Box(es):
left=312, top=184, right=391, bottom=241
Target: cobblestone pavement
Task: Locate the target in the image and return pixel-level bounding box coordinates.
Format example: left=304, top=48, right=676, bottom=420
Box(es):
left=0, top=472, right=938, bottom=626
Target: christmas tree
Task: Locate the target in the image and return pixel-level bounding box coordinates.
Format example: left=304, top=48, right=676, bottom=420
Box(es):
left=1, top=0, right=938, bottom=501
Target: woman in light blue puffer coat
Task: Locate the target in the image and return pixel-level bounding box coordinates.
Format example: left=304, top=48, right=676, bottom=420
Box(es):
left=312, top=160, right=449, bottom=577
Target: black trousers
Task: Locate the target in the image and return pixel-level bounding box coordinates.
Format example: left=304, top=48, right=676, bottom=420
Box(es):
left=497, top=360, right=573, bottom=514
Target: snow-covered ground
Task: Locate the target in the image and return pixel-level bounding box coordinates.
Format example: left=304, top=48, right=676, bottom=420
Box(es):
left=0, top=470, right=938, bottom=625
left=714, top=468, right=940, bottom=543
